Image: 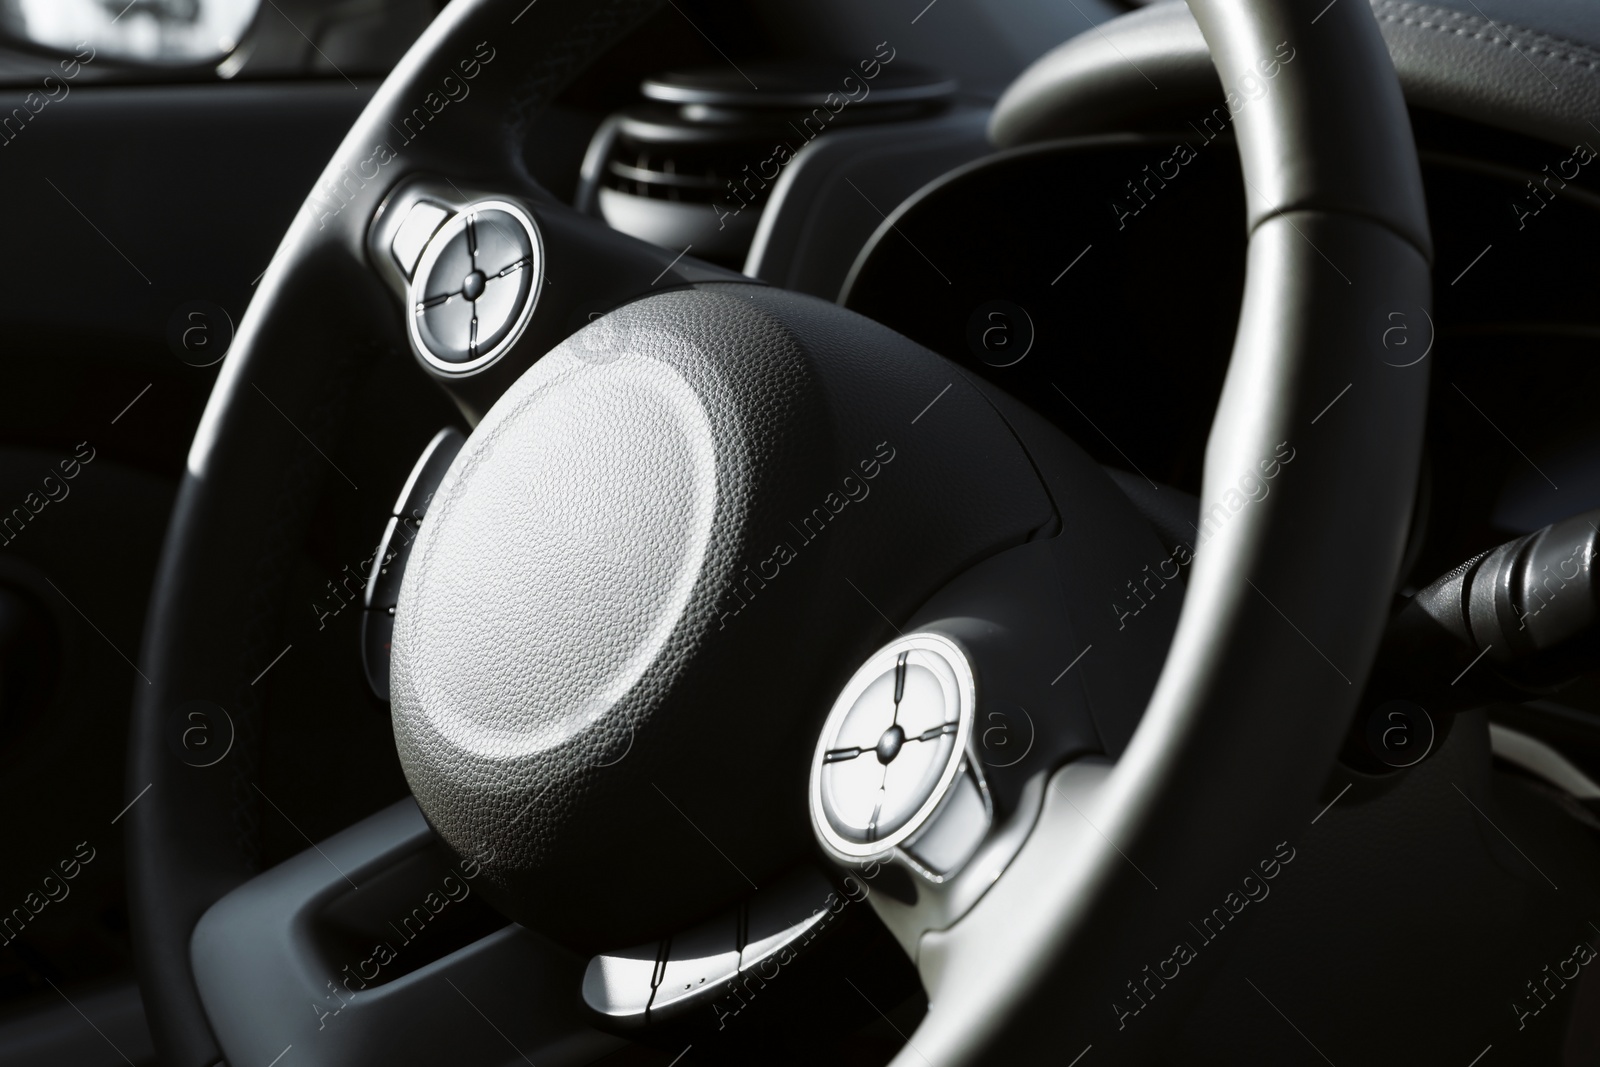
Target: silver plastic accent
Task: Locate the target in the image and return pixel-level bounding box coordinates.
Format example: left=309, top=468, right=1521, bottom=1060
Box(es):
left=580, top=945, right=658, bottom=1022
left=870, top=768, right=1051, bottom=962
left=1491, top=719, right=1600, bottom=799
left=580, top=867, right=838, bottom=1029
left=651, top=916, right=740, bottom=1015
left=389, top=201, right=450, bottom=278
left=740, top=901, right=828, bottom=974
left=904, top=764, right=991, bottom=875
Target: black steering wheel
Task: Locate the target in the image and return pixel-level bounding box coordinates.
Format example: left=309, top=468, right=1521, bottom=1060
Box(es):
left=127, top=0, right=1432, bottom=1064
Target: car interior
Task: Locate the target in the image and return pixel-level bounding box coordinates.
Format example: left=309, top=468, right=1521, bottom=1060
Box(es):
left=2, top=0, right=1599, bottom=1064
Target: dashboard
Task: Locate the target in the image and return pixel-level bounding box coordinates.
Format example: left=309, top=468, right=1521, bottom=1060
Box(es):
left=831, top=113, right=1600, bottom=610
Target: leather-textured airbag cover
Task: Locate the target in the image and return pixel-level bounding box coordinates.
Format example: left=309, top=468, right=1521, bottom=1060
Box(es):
left=390, top=286, right=1054, bottom=948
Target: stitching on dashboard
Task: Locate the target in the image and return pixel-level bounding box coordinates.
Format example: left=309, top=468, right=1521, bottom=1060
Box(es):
left=1375, top=0, right=1600, bottom=75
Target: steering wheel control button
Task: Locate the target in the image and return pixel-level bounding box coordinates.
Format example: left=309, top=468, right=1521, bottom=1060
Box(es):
left=649, top=914, right=741, bottom=1018
left=407, top=200, right=542, bottom=374
left=582, top=868, right=837, bottom=1031
left=581, top=942, right=662, bottom=1024
left=362, top=428, right=465, bottom=699
left=391, top=428, right=466, bottom=517
left=364, top=515, right=411, bottom=611
left=740, top=868, right=835, bottom=974
left=389, top=200, right=451, bottom=277
left=811, top=634, right=979, bottom=864
left=1365, top=699, right=1435, bottom=769
left=361, top=610, right=396, bottom=702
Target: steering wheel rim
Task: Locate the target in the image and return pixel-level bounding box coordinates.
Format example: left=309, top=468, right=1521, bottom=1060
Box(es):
left=127, top=1, right=1431, bottom=1064
left=894, top=3, right=1432, bottom=1059
left=126, top=3, right=666, bottom=1063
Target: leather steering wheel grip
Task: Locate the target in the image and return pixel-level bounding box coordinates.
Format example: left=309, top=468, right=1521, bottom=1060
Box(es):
left=127, top=3, right=664, bottom=1065
left=993, top=0, right=1600, bottom=159
left=884, top=1, right=1431, bottom=1064
left=991, top=0, right=1433, bottom=253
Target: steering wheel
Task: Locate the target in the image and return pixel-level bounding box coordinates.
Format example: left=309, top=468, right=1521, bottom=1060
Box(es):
left=127, top=0, right=1431, bottom=1064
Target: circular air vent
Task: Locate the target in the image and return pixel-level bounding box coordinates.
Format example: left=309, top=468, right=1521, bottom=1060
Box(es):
left=406, top=200, right=543, bottom=375
left=582, top=60, right=955, bottom=266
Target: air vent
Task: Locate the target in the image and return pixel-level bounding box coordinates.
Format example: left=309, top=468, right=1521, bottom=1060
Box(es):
left=578, top=60, right=955, bottom=267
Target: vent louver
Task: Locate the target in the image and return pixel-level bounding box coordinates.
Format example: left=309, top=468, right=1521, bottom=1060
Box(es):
left=579, top=60, right=955, bottom=267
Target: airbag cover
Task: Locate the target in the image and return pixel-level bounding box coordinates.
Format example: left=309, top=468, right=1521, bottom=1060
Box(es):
left=390, top=286, right=1053, bottom=948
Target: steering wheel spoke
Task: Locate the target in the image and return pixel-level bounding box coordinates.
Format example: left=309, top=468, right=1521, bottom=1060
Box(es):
left=191, top=800, right=622, bottom=1067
